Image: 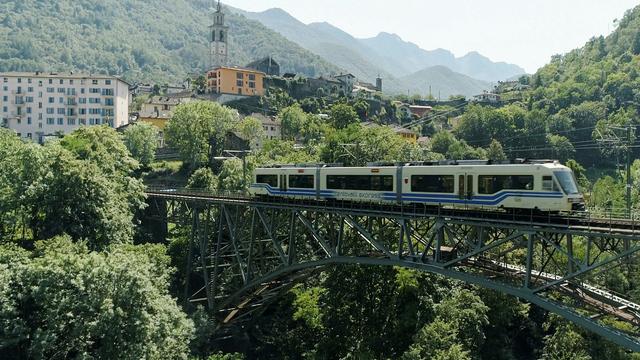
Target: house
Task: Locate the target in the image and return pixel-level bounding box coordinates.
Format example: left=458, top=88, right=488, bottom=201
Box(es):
left=206, top=66, right=266, bottom=96
left=334, top=73, right=356, bottom=92
left=394, top=102, right=412, bottom=120
left=409, top=105, right=432, bottom=118
left=0, top=71, right=130, bottom=143
left=138, top=95, right=196, bottom=147
left=390, top=125, right=418, bottom=143
left=245, top=56, right=280, bottom=76
left=362, top=121, right=418, bottom=143
left=473, top=91, right=501, bottom=103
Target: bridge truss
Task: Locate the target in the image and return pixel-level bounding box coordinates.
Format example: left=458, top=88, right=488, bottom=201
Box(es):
left=145, top=189, right=640, bottom=351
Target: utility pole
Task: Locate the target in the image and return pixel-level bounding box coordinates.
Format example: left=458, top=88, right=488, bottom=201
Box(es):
left=626, top=124, right=632, bottom=219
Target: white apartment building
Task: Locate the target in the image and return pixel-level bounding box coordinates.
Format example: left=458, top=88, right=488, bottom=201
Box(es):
left=0, top=72, right=130, bottom=142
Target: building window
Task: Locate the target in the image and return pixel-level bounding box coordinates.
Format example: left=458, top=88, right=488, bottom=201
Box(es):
left=27, top=87, right=33, bottom=92
left=92, top=80, right=98, bottom=85
left=48, top=97, right=54, bottom=103
left=79, top=119, right=86, bottom=125
left=59, top=79, right=64, bottom=85
left=248, top=74, right=256, bottom=81
left=46, top=118, right=54, bottom=125
left=67, top=118, right=76, bottom=125
left=26, top=107, right=32, bottom=114
left=48, top=79, right=53, bottom=84
left=17, top=78, right=22, bottom=83
left=236, top=80, right=243, bottom=87
left=102, top=88, right=113, bottom=96
left=70, top=79, right=74, bottom=85
left=46, top=108, right=54, bottom=114
left=236, top=72, right=243, bottom=79
left=57, top=118, right=64, bottom=125
left=47, top=87, right=54, bottom=93
left=104, top=98, right=114, bottom=106
left=2, top=96, right=6, bottom=102
left=57, top=88, right=65, bottom=93
left=27, top=78, right=32, bottom=84
left=249, top=81, right=255, bottom=89
left=89, top=118, right=95, bottom=125
left=27, top=117, right=32, bottom=124
left=105, top=80, right=111, bottom=85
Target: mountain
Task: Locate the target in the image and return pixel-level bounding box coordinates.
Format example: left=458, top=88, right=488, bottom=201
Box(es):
left=239, top=7, right=525, bottom=84
left=237, top=7, right=493, bottom=96
left=361, top=33, right=526, bottom=82
left=0, top=0, right=338, bottom=83
left=396, top=66, right=491, bottom=98
left=236, top=8, right=396, bottom=85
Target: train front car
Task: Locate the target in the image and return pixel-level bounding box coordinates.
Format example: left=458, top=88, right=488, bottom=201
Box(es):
left=551, top=164, right=585, bottom=211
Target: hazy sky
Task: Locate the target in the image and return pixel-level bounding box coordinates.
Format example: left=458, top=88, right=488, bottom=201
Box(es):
left=222, top=0, right=640, bottom=73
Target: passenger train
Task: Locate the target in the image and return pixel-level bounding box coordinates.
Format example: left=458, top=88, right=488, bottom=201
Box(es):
left=248, top=160, right=585, bottom=212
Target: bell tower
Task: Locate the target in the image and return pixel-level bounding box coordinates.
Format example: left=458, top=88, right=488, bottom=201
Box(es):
left=209, top=0, right=229, bottom=69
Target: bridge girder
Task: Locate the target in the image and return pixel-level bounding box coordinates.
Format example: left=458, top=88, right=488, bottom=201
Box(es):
left=148, top=193, right=640, bottom=351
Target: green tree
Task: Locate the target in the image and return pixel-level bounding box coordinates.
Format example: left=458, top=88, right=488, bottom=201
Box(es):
left=329, top=103, right=359, bottom=129
left=320, top=124, right=423, bottom=166
left=541, top=321, right=591, bottom=360
left=430, top=131, right=457, bottom=155
left=165, top=101, right=239, bottom=168
left=218, top=158, right=250, bottom=191
left=487, top=139, right=507, bottom=161
left=236, top=116, right=265, bottom=149
left=0, top=237, right=194, bottom=359
left=187, top=168, right=218, bottom=192
left=123, top=122, right=159, bottom=168
left=547, top=135, right=575, bottom=162
left=193, top=75, right=207, bottom=94
left=25, top=144, right=138, bottom=249
left=279, top=104, right=307, bottom=140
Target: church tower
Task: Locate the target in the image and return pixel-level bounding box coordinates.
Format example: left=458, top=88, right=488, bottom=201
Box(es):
left=209, top=0, right=229, bottom=69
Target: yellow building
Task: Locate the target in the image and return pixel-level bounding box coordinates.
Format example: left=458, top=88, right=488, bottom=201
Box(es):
left=138, top=96, right=194, bottom=147
left=206, top=66, right=265, bottom=96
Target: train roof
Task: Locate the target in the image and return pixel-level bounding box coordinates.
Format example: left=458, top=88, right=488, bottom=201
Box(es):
left=257, top=159, right=568, bottom=169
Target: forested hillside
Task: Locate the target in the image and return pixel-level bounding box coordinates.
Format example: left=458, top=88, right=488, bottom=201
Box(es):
left=453, top=5, right=640, bottom=166
left=0, top=0, right=338, bottom=83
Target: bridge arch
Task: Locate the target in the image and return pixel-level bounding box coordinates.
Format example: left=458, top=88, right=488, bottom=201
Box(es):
left=146, top=189, right=640, bottom=351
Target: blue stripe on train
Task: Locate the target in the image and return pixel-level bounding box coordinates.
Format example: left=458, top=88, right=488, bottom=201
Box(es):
left=251, top=183, right=564, bottom=204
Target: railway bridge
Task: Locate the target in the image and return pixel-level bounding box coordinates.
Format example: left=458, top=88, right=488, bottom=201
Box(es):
left=145, top=187, right=640, bottom=351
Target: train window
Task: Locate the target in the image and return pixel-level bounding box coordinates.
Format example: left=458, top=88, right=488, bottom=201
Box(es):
left=289, top=175, right=314, bottom=189
left=478, top=175, right=534, bottom=194
left=326, top=175, right=393, bottom=191
left=256, top=174, right=278, bottom=187
left=542, top=176, right=559, bottom=191
left=411, top=175, right=454, bottom=193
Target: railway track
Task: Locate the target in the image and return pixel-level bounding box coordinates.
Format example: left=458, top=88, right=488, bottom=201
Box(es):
left=146, top=187, right=640, bottom=237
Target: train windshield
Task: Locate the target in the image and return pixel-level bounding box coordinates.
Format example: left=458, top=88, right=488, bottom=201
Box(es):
left=553, top=171, right=579, bottom=195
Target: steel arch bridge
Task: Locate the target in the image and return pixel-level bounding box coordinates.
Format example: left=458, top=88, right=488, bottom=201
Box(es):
left=145, top=188, right=640, bottom=351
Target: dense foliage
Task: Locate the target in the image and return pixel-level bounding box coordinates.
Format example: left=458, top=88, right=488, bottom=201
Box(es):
left=0, top=237, right=194, bottom=359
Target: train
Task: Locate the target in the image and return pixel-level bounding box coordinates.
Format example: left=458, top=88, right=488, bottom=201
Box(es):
left=248, top=160, right=586, bottom=212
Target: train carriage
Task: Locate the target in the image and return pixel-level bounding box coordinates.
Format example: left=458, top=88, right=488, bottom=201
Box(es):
left=249, top=160, right=585, bottom=212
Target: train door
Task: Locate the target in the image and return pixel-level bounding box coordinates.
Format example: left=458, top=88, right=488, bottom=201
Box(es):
left=457, top=173, right=474, bottom=204
left=280, top=174, right=288, bottom=192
